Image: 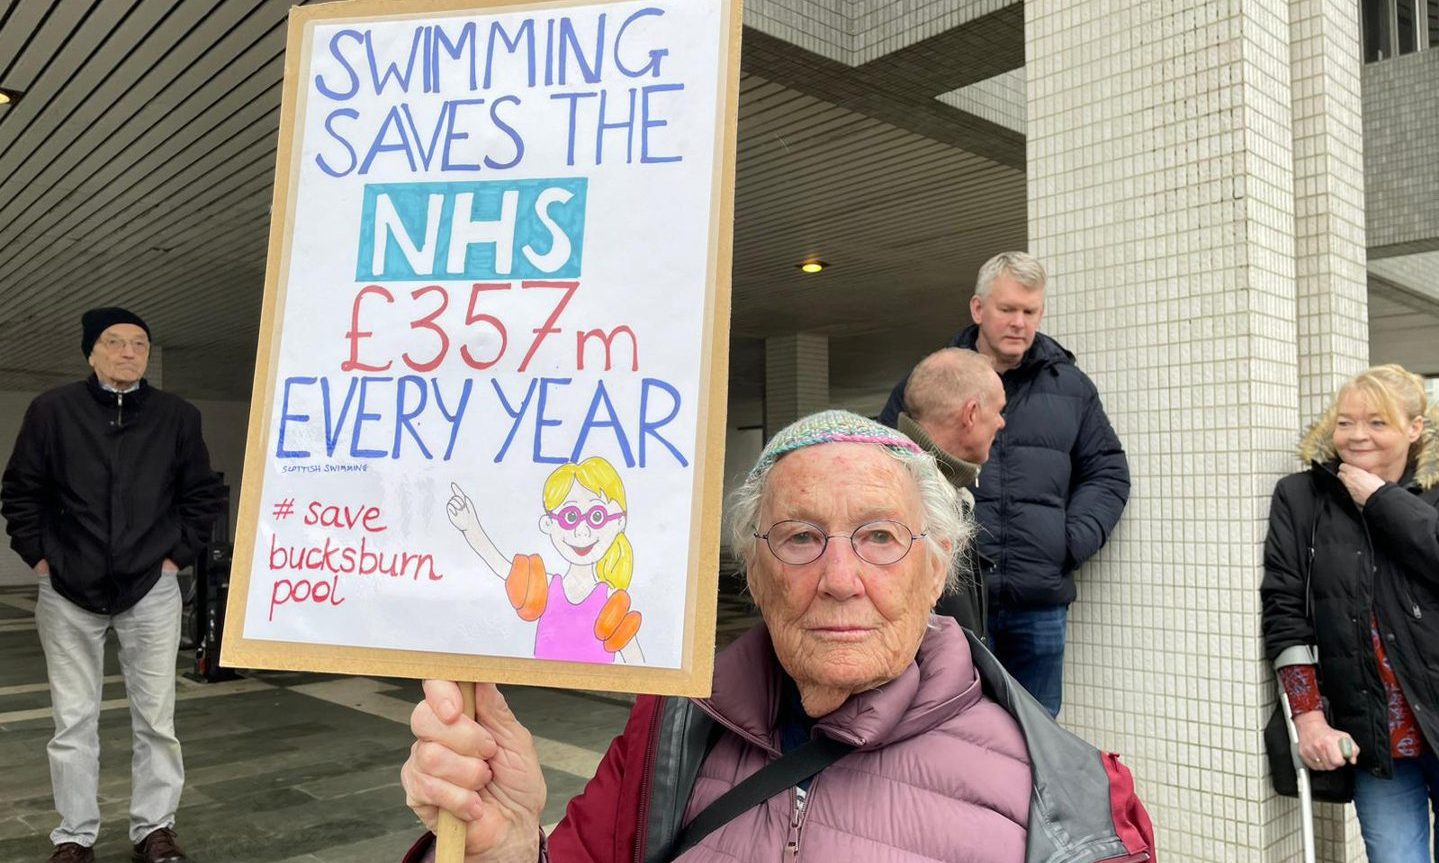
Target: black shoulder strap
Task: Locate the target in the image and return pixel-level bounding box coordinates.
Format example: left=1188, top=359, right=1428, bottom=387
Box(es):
left=667, top=735, right=854, bottom=861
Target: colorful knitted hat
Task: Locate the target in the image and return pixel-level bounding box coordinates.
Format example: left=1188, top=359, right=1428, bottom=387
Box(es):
left=748, top=410, right=923, bottom=480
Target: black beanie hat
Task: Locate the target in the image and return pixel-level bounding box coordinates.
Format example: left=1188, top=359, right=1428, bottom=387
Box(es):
left=81, top=307, right=151, bottom=357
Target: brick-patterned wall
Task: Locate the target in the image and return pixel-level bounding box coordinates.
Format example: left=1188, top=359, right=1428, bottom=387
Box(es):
left=743, top=0, right=853, bottom=63
left=1026, top=1, right=1318, bottom=859
left=744, top=0, right=1015, bottom=67
left=1288, top=0, right=1369, bottom=852
left=938, top=68, right=1026, bottom=133
left=1363, top=49, right=1439, bottom=255
left=1290, top=0, right=1369, bottom=424
left=851, top=0, right=1012, bottom=63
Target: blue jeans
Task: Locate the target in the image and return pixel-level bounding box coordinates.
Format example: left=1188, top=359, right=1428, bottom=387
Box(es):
left=986, top=604, right=1068, bottom=718
left=1353, top=751, right=1439, bottom=863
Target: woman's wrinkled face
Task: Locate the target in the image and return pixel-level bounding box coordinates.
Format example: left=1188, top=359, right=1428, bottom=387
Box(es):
left=747, top=443, right=947, bottom=704
left=540, top=483, right=626, bottom=567
left=1332, top=391, right=1421, bottom=482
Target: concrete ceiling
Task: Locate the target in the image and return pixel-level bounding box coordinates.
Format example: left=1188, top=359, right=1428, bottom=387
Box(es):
left=0, top=0, right=1025, bottom=406
left=0, top=0, right=1431, bottom=409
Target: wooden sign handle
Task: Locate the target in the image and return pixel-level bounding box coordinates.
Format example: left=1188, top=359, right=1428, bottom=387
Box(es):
left=434, top=683, right=477, bottom=863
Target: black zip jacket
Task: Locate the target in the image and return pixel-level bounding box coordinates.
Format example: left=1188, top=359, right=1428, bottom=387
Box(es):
left=881, top=327, right=1130, bottom=607
left=2, top=375, right=225, bottom=614
left=1261, top=452, right=1439, bottom=777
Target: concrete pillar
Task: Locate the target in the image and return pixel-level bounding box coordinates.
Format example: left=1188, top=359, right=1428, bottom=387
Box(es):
left=763, top=333, right=829, bottom=436
left=1026, top=1, right=1364, bottom=860
left=1288, top=1, right=1369, bottom=858
left=1291, top=0, right=1370, bottom=422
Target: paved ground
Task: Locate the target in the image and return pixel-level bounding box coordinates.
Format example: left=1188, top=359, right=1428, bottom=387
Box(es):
left=0, top=585, right=759, bottom=863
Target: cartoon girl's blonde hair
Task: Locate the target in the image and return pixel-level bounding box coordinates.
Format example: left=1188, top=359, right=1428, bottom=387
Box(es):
left=543, top=458, right=633, bottom=590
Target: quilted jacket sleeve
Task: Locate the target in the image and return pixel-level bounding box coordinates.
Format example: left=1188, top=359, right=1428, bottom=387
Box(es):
left=1363, top=483, right=1439, bottom=589
left=547, top=694, right=662, bottom=863
left=1063, top=380, right=1130, bottom=569
left=1260, top=476, right=1314, bottom=662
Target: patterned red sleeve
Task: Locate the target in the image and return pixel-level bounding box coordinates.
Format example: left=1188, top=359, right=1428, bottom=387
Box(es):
left=1279, top=664, right=1322, bottom=716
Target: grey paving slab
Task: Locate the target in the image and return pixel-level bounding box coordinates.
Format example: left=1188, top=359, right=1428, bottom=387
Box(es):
left=1, top=582, right=759, bottom=861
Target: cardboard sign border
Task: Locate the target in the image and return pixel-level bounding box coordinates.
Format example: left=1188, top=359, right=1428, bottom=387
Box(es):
left=221, top=0, right=738, bottom=697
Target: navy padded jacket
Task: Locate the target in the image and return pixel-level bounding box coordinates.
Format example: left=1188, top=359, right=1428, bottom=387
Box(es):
left=880, top=326, right=1130, bottom=607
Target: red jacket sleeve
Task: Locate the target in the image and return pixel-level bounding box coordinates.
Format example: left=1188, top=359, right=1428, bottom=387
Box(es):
left=547, top=694, right=663, bottom=863
left=1103, top=753, right=1156, bottom=860
left=1279, top=664, right=1321, bottom=716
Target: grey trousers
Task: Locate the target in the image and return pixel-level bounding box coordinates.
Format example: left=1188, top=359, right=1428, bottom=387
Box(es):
left=35, top=573, right=184, bottom=846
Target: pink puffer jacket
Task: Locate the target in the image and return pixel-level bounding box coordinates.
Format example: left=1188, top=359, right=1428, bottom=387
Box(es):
left=681, top=620, right=1032, bottom=861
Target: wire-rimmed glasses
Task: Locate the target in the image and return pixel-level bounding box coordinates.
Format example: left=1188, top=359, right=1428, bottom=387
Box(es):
left=754, top=519, right=926, bottom=566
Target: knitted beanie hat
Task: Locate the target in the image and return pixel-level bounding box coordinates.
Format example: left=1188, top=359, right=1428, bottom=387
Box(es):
left=81, top=307, right=150, bottom=357
left=748, top=409, right=923, bottom=480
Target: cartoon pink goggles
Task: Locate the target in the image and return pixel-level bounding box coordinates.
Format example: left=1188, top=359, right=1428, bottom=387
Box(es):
left=548, top=505, right=625, bottom=530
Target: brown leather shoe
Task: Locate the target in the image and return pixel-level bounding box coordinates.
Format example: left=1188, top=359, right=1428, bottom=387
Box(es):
left=47, top=844, right=94, bottom=863
left=132, top=827, right=193, bottom=863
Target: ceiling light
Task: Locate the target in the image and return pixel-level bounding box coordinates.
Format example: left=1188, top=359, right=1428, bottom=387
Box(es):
left=797, top=260, right=827, bottom=274
left=0, top=88, right=20, bottom=106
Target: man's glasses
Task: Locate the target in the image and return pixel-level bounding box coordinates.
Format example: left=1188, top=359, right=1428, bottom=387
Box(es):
left=99, top=337, right=150, bottom=354
left=548, top=505, right=625, bottom=530
left=754, top=519, right=926, bottom=566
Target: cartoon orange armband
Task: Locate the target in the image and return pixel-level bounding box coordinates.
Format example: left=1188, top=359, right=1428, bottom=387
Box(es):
left=604, top=611, right=642, bottom=653
left=594, top=589, right=630, bottom=639
left=506, top=554, right=548, bottom=621
left=595, top=590, right=641, bottom=652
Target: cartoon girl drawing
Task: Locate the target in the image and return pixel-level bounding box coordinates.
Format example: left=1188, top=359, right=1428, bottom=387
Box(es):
left=445, top=457, right=644, bottom=665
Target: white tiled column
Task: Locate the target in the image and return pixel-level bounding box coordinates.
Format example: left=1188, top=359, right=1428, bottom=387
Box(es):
left=1291, top=0, right=1369, bottom=422
left=763, top=333, right=829, bottom=436
left=1288, top=0, right=1368, bottom=857
left=1027, top=2, right=1316, bottom=861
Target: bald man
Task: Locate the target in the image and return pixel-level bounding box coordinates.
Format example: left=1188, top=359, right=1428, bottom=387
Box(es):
left=895, top=348, right=1005, bottom=639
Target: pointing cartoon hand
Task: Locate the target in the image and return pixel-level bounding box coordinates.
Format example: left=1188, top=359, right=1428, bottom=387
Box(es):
left=447, top=482, right=481, bottom=535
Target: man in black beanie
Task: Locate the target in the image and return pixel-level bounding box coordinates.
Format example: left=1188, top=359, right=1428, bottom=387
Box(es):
left=2, top=308, right=224, bottom=863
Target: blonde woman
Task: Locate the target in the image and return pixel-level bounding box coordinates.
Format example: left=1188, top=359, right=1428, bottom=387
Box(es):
left=447, top=457, right=644, bottom=665
left=1261, top=365, right=1439, bottom=861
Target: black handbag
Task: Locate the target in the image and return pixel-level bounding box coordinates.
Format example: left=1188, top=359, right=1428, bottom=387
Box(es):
left=1264, top=501, right=1355, bottom=803
left=1264, top=700, right=1355, bottom=802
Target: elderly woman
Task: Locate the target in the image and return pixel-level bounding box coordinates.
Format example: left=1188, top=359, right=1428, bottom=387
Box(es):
left=1262, top=365, right=1439, bottom=862
left=402, top=411, right=1152, bottom=862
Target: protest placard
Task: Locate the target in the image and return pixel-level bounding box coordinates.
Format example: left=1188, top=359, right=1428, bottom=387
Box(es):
left=222, top=0, right=739, bottom=697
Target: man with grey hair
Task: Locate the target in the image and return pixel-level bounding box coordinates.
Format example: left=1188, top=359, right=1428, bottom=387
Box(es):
left=894, top=347, right=1006, bottom=639
left=880, top=252, right=1129, bottom=718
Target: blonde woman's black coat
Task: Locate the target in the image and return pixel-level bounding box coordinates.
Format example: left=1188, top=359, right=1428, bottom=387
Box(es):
left=1260, top=420, right=1439, bottom=777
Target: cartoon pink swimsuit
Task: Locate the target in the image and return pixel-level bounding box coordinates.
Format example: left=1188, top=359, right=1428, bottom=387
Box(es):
left=533, top=575, right=614, bottom=664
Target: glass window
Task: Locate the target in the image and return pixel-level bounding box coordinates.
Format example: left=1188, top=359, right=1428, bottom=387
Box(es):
left=1398, top=0, right=1418, bottom=53
left=1364, top=0, right=1391, bottom=60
